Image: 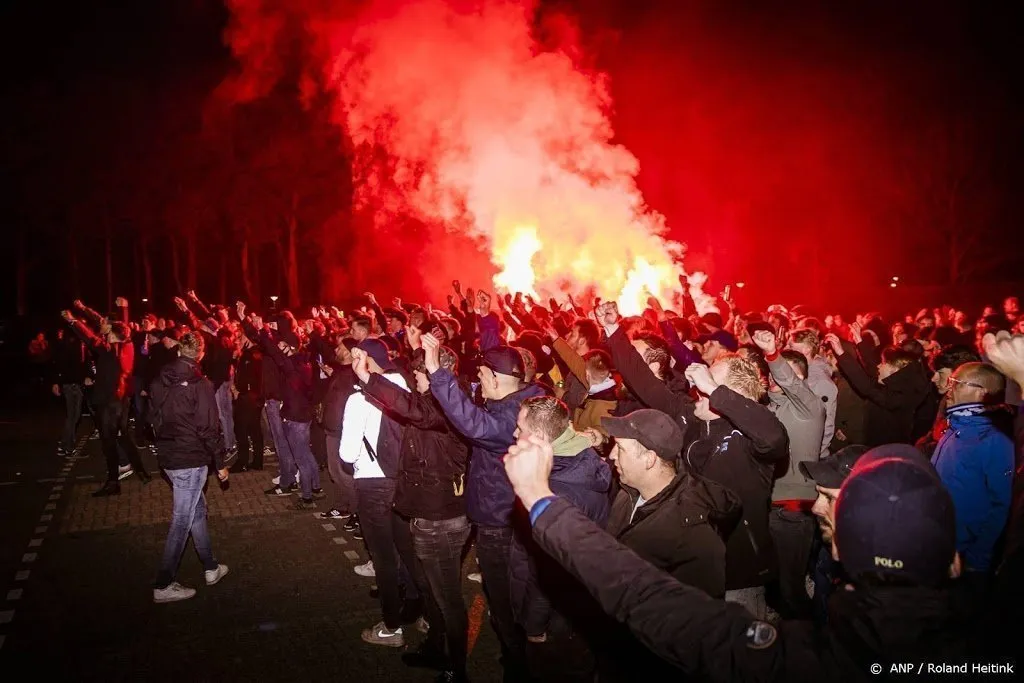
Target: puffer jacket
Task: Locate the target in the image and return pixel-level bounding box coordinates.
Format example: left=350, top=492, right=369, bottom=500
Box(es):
left=429, top=367, right=546, bottom=528
left=363, top=373, right=470, bottom=521
left=148, top=357, right=225, bottom=471
left=931, top=403, right=1014, bottom=573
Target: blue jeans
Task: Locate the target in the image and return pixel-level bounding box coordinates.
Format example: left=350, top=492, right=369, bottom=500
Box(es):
left=214, top=383, right=236, bottom=451
left=282, top=419, right=320, bottom=499
left=264, top=400, right=295, bottom=483
left=155, top=466, right=218, bottom=588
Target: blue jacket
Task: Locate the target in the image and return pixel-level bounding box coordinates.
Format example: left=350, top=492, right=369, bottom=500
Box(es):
left=931, top=403, right=1014, bottom=572
left=429, top=367, right=546, bottom=527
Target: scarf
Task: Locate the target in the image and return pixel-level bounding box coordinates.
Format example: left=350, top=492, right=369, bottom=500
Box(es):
left=551, top=425, right=593, bottom=457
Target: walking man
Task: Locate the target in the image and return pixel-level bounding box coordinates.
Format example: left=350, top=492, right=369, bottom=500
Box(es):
left=148, top=332, right=230, bottom=603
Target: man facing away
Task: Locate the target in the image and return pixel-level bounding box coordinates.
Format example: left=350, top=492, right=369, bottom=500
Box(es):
left=148, top=332, right=229, bottom=603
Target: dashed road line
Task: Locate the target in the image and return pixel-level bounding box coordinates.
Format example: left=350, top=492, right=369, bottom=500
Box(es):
left=6, top=590, right=22, bottom=601
left=332, top=537, right=347, bottom=545
left=21, top=554, right=37, bottom=563
left=321, top=523, right=336, bottom=531
left=14, top=571, right=29, bottom=581
left=343, top=550, right=360, bottom=561
left=0, top=610, right=13, bottom=624
left=28, top=539, right=42, bottom=548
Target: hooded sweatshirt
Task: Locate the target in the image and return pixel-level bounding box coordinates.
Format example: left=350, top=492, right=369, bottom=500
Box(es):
left=149, top=356, right=225, bottom=471
left=765, top=352, right=826, bottom=501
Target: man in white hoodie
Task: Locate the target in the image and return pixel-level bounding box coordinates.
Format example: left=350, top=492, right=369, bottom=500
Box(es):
left=339, top=338, right=417, bottom=648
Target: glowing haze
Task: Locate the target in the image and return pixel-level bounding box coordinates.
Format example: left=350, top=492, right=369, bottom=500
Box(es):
left=219, top=0, right=687, bottom=315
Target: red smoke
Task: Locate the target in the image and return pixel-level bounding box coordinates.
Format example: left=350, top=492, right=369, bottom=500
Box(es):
left=217, top=0, right=689, bottom=313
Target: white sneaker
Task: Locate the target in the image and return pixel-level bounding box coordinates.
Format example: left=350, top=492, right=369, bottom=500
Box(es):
left=205, top=564, right=229, bottom=586
left=271, top=472, right=300, bottom=486
left=467, top=572, right=482, bottom=584
left=361, top=620, right=404, bottom=647
left=117, top=465, right=134, bottom=481
left=153, top=582, right=196, bottom=603
left=354, top=560, right=375, bottom=578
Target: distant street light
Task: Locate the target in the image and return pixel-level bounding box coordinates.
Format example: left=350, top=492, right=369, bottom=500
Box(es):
left=735, top=282, right=745, bottom=289
left=270, top=295, right=279, bottom=303
left=141, top=298, right=149, bottom=303
left=890, top=282, right=898, bottom=288
left=892, top=276, right=899, bottom=282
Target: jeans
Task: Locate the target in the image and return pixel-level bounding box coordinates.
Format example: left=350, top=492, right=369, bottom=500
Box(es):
left=214, top=383, right=236, bottom=451
left=60, top=383, right=84, bottom=452
left=411, top=515, right=472, bottom=674
left=154, top=466, right=218, bottom=588
left=724, top=586, right=767, bottom=619
left=132, top=376, right=150, bottom=444
left=476, top=525, right=526, bottom=677
left=311, top=421, right=328, bottom=469
left=768, top=508, right=816, bottom=618
left=357, top=478, right=404, bottom=629
left=282, top=419, right=320, bottom=499
left=264, top=400, right=295, bottom=482
left=98, top=397, right=147, bottom=483
left=233, top=394, right=264, bottom=469
left=325, top=434, right=356, bottom=513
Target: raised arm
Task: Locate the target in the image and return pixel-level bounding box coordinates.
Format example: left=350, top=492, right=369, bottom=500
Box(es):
left=186, top=290, right=211, bottom=318
left=605, top=324, right=686, bottom=417
left=659, top=319, right=704, bottom=369
left=73, top=299, right=107, bottom=327
left=551, top=338, right=589, bottom=386
left=363, top=374, right=445, bottom=430
left=703, top=380, right=789, bottom=459
left=429, top=367, right=513, bottom=450
left=531, top=497, right=788, bottom=682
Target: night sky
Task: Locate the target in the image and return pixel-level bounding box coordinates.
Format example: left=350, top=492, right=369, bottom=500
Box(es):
left=2, top=0, right=1022, bottom=324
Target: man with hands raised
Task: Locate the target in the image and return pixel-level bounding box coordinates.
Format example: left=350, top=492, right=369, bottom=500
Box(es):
left=424, top=327, right=546, bottom=682
left=596, top=300, right=788, bottom=618
left=751, top=328, right=825, bottom=617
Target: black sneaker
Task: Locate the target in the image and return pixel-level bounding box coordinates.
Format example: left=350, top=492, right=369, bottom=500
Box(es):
left=91, top=482, right=121, bottom=497
left=317, top=509, right=349, bottom=520
left=56, top=446, right=68, bottom=457
left=343, top=514, right=360, bottom=532
left=311, top=488, right=327, bottom=500
left=352, top=527, right=364, bottom=541
left=264, top=485, right=296, bottom=496
left=435, top=671, right=468, bottom=683
left=402, top=642, right=447, bottom=671
left=293, top=497, right=317, bottom=510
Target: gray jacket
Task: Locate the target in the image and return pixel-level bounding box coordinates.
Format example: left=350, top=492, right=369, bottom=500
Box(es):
left=807, top=357, right=838, bottom=456
left=766, top=355, right=826, bottom=501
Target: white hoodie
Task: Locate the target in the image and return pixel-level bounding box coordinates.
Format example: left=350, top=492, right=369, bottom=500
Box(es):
left=338, top=371, right=409, bottom=479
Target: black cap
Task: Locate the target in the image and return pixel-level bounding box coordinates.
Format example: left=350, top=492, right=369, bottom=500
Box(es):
left=799, top=445, right=870, bottom=489
left=357, top=338, right=396, bottom=372
left=482, top=346, right=525, bottom=379
left=602, top=409, right=684, bottom=462
left=835, top=444, right=955, bottom=586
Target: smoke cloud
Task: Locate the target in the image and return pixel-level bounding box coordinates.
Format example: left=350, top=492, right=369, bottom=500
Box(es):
left=218, top=0, right=685, bottom=313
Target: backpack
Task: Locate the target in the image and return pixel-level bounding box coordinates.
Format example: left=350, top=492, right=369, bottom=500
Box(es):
left=148, top=377, right=198, bottom=440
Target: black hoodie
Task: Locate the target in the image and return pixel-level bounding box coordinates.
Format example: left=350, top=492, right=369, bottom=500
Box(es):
left=149, top=357, right=225, bottom=471
left=836, top=351, right=932, bottom=447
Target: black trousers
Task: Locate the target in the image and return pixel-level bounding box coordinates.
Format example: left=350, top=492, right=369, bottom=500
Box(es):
left=233, top=393, right=264, bottom=469
left=768, top=508, right=816, bottom=618
left=98, top=397, right=147, bottom=483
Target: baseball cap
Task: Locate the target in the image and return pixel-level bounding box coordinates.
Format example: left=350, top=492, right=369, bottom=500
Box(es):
left=696, top=330, right=739, bottom=352
left=834, top=445, right=955, bottom=586
left=799, top=445, right=870, bottom=489
left=602, top=409, right=684, bottom=462
left=357, top=338, right=396, bottom=372
left=481, top=346, right=525, bottom=379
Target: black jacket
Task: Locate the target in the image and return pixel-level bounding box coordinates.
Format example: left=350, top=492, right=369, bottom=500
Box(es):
left=255, top=328, right=314, bottom=423
left=149, top=357, right=225, bottom=470
left=532, top=497, right=969, bottom=682
left=363, top=374, right=470, bottom=520
left=607, top=474, right=740, bottom=598
left=234, top=347, right=264, bottom=397
left=70, top=321, right=133, bottom=405
left=321, top=365, right=357, bottom=436
left=606, top=326, right=789, bottom=589
left=836, top=349, right=932, bottom=447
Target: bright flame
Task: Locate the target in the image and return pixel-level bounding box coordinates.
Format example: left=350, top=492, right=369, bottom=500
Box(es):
left=493, top=225, right=542, bottom=296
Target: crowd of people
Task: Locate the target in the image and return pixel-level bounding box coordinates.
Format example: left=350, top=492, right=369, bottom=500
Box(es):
left=40, top=281, right=1023, bottom=681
